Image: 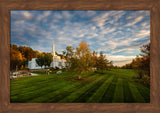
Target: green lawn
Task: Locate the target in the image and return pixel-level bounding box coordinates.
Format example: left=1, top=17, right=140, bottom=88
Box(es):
left=10, top=69, right=150, bottom=103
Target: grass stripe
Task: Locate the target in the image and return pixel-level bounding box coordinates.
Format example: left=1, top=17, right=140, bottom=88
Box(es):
left=112, top=78, right=124, bottom=103
left=100, top=75, right=118, bottom=103
left=133, top=82, right=150, bottom=102
left=11, top=81, right=72, bottom=102
left=87, top=76, right=114, bottom=103
left=58, top=76, right=105, bottom=103
left=10, top=75, right=62, bottom=95
left=27, top=75, right=99, bottom=103
left=28, top=83, right=77, bottom=103
left=123, top=80, right=135, bottom=103
left=128, top=82, right=145, bottom=103
left=74, top=76, right=108, bottom=102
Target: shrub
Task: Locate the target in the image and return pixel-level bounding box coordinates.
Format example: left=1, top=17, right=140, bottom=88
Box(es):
left=141, top=75, right=150, bottom=87
left=133, top=74, right=150, bottom=87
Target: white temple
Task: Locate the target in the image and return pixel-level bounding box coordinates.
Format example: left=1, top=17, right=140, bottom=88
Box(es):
left=28, top=41, right=66, bottom=69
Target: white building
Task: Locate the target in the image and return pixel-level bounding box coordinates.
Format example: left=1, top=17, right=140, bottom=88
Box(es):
left=28, top=41, right=66, bottom=69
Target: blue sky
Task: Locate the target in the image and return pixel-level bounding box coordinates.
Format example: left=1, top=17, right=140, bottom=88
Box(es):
left=11, top=10, right=150, bottom=66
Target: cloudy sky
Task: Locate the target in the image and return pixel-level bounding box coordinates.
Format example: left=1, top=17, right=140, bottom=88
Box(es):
left=11, top=10, right=150, bottom=66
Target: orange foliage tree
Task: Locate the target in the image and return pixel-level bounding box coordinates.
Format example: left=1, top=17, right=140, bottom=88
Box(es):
left=10, top=48, right=23, bottom=71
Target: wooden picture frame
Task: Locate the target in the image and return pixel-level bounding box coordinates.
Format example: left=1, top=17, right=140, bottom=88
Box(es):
left=0, top=0, right=160, bottom=113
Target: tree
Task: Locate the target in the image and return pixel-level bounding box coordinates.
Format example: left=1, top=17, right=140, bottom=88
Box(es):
left=63, top=41, right=112, bottom=79
left=11, top=44, right=19, bottom=51
left=128, top=43, right=150, bottom=86
left=10, top=48, right=23, bottom=71
left=91, top=50, right=98, bottom=68
left=10, top=44, right=52, bottom=70
left=131, top=44, right=150, bottom=77
left=43, top=53, right=53, bottom=68
left=21, top=58, right=28, bottom=69
left=36, top=53, right=53, bottom=68
left=140, top=44, right=150, bottom=76
left=96, top=51, right=109, bottom=71
left=64, top=46, right=75, bottom=68
left=75, top=40, right=92, bottom=79
left=36, top=54, right=44, bottom=68
left=67, top=41, right=92, bottom=79
left=108, top=61, right=114, bottom=69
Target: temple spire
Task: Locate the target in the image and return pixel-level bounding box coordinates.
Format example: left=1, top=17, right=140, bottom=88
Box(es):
left=52, top=41, right=55, bottom=56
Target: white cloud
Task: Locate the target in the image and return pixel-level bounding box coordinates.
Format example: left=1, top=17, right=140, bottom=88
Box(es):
left=78, top=34, right=85, bottom=38
left=101, top=28, right=116, bottom=34
left=87, top=11, right=96, bottom=17
left=58, top=31, right=64, bottom=35
left=111, top=48, right=134, bottom=54
left=14, top=20, right=25, bottom=27
left=135, top=30, right=150, bottom=38
left=16, top=37, right=29, bottom=43
left=50, top=25, right=57, bottom=29
left=86, top=33, right=98, bottom=39
left=23, top=12, right=33, bottom=20
left=110, top=38, right=150, bottom=55
left=126, top=11, right=149, bottom=20
left=106, top=55, right=136, bottom=66
left=93, top=11, right=125, bottom=28
left=91, top=26, right=96, bottom=30
left=31, top=45, right=52, bottom=53
left=58, top=37, right=75, bottom=44
left=37, top=11, right=51, bottom=21
left=126, top=16, right=132, bottom=20
left=125, top=16, right=143, bottom=26
left=93, top=12, right=111, bottom=28
left=62, top=11, right=72, bottom=19
left=138, top=11, right=150, bottom=16
left=141, top=22, right=147, bottom=26
left=53, top=13, right=62, bottom=20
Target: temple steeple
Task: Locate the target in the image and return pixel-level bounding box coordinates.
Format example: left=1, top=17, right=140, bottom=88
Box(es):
left=52, top=41, right=56, bottom=57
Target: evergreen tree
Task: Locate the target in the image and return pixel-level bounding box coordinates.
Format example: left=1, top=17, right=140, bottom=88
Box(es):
left=36, top=54, right=44, bottom=68
left=96, top=51, right=109, bottom=71
left=43, top=53, right=53, bottom=68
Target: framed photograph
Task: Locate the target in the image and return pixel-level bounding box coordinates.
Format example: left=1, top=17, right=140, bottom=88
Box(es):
left=0, top=0, right=160, bottom=113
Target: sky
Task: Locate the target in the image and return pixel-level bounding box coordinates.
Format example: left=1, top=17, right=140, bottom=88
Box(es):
left=11, top=10, right=150, bottom=66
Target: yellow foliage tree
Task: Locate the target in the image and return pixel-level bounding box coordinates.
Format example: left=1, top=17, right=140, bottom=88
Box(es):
left=74, top=40, right=92, bottom=79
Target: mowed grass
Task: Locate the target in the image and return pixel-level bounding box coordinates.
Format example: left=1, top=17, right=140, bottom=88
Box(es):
left=10, top=69, right=150, bottom=103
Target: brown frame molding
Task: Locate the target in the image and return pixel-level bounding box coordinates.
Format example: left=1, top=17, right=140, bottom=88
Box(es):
left=0, top=0, right=160, bottom=113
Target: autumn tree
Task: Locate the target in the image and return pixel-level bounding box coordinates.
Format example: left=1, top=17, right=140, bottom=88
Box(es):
left=18, top=45, right=40, bottom=62
left=75, top=41, right=92, bottom=79
left=11, top=44, right=42, bottom=69
left=10, top=48, right=23, bottom=71
left=11, top=44, right=19, bottom=51
left=66, top=41, right=92, bottom=79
